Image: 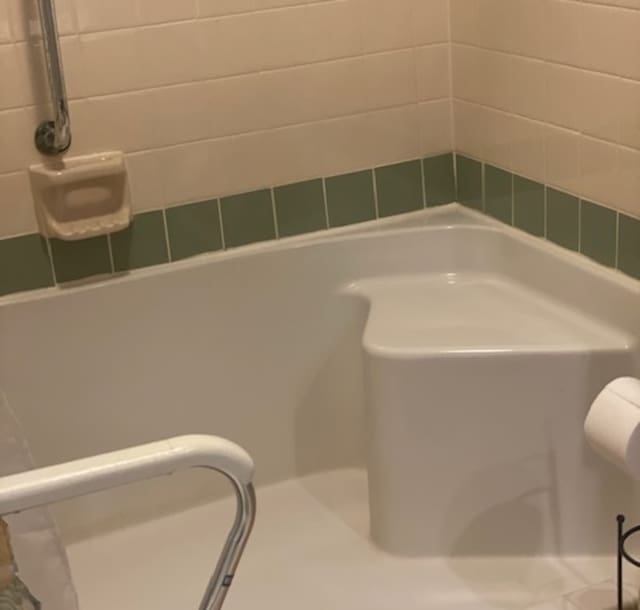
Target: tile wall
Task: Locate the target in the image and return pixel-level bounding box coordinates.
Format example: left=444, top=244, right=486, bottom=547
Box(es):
left=3, top=0, right=640, bottom=297
left=451, top=0, right=640, bottom=221
left=0, top=0, right=452, bottom=238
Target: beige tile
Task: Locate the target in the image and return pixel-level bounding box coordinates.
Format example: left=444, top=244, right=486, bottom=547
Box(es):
left=453, top=99, right=487, bottom=160
left=419, top=99, right=453, bottom=156
left=508, top=55, right=547, bottom=121
left=0, top=1, right=13, bottom=42
left=450, top=0, right=478, bottom=45
left=509, top=115, right=547, bottom=183
left=203, top=73, right=270, bottom=137
left=304, top=0, right=363, bottom=63
left=79, top=30, right=141, bottom=96
left=545, top=125, right=581, bottom=193
left=197, top=0, right=255, bottom=17
left=135, top=22, right=202, bottom=89
left=543, top=0, right=584, bottom=66
left=360, top=49, right=419, bottom=109
left=137, top=0, right=197, bottom=25
left=0, top=43, right=33, bottom=109
left=158, top=140, right=219, bottom=206
left=357, top=0, right=414, bottom=53
left=481, top=106, right=519, bottom=169
left=578, top=71, right=622, bottom=144
left=0, top=108, right=37, bottom=174
left=617, top=146, right=640, bottom=217
left=415, top=44, right=450, bottom=101
left=412, top=0, right=449, bottom=45
left=197, top=14, right=264, bottom=79
left=544, top=64, right=583, bottom=131
left=76, top=0, right=137, bottom=32
left=618, top=78, right=640, bottom=150
left=578, top=135, right=620, bottom=207
left=126, top=151, right=167, bottom=212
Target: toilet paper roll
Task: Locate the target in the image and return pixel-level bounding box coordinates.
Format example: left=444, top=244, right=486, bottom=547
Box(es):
left=584, top=377, right=640, bottom=479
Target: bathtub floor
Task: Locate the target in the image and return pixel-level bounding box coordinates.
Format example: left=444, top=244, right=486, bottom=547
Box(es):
left=67, top=469, right=616, bottom=610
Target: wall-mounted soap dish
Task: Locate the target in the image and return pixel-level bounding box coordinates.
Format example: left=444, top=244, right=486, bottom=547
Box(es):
left=30, top=151, right=132, bottom=241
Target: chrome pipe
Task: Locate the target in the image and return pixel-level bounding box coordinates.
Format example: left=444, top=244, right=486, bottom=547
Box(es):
left=34, top=0, right=71, bottom=156
left=199, top=480, right=256, bottom=610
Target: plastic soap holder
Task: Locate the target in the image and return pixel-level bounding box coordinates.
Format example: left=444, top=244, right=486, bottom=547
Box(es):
left=29, top=151, right=132, bottom=241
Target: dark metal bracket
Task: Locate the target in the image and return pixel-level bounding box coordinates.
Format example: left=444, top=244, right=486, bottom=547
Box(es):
left=617, top=514, right=640, bottom=610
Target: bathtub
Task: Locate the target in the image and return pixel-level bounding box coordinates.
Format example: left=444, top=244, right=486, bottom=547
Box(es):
left=0, top=204, right=638, bottom=610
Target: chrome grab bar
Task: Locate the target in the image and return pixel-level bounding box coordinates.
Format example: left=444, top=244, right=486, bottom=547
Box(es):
left=34, top=0, right=72, bottom=155
left=0, top=435, right=257, bottom=610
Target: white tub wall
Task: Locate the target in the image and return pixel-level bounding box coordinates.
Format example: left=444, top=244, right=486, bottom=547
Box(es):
left=0, top=224, right=489, bottom=539
left=0, top=0, right=452, bottom=239
left=1, top=215, right=639, bottom=546
left=366, top=348, right=637, bottom=556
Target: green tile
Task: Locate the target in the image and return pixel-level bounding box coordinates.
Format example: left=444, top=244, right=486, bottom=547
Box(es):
left=274, top=179, right=327, bottom=237
left=513, top=176, right=545, bottom=237
left=456, top=155, right=482, bottom=210
left=0, top=235, right=53, bottom=296
left=375, top=160, right=423, bottom=217
left=50, top=236, right=111, bottom=283
left=580, top=200, right=617, bottom=267
left=423, top=153, right=455, bottom=207
left=220, top=189, right=276, bottom=248
left=111, top=210, right=169, bottom=271
left=325, top=170, right=376, bottom=228
left=546, top=188, right=579, bottom=251
left=166, top=200, right=222, bottom=261
left=484, top=165, right=513, bottom=224
left=618, top=214, right=640, bottom=279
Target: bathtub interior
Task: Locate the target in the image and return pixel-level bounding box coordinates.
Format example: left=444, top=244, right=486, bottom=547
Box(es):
left=0, top=204, right=639, bottom=610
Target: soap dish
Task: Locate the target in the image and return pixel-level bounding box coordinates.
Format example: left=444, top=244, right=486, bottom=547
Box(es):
left=30, top=151, right=132, bottom=241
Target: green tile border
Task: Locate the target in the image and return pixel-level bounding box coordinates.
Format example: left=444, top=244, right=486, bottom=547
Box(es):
left=3, top=151, right=640, bottom=298
left=0, top=235, right=53, bottom=296
left=452, top=152, right=638, bottom=280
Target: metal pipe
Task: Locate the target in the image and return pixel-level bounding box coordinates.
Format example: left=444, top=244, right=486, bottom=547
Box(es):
left=0, top=436, right=256, bottom=610
left=34, top=0, right=71, bottom=156
left=200, top=480, right=256, bottom=610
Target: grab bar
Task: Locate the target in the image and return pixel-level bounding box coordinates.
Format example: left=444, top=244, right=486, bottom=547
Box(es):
left=34, top=0, right=72, bottom=155
left=0, top=435, right=256, bottom=610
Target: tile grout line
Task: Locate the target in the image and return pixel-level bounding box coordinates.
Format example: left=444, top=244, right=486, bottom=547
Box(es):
left=509, top=172, right=514, bottom=225
left=372, top=168, right=380, bottom=219
left=44, top=237, right=58, bottom=285
left=216, top=199, right=227, bottom=250
left=543, top=186, right=549, bottom=239
left=161, top=209, right=173, bottom=262
left=615, top=211, right=620, bottom=269
left=452, top=152, right=458, bottom=199
left=577, top=199, right=583, bottom=254
left=420, top=158, right=427, bottom=209
left=321, top=177, right=330, bottom=229
left=270, top=188, right=280, bottom=239
left=106, top=234, right=115, bottom=273
left=481, top=161, right=486, bottom=213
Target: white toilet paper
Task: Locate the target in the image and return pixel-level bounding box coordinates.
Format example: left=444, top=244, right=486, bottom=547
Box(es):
left=584, top=377, right=640, bottom=479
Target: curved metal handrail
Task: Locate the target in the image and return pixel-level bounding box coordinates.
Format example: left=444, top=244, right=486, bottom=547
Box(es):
left=0, top=435, right=256, bottom=610
left=34, top=0, right=71, bottom=155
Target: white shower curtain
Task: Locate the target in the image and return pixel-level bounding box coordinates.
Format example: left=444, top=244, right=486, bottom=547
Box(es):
left=0, top=390, right=79, bottom=610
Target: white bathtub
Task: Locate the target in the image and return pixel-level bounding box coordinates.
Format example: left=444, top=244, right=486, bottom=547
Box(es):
left=0, top=204, right=638, bottom=610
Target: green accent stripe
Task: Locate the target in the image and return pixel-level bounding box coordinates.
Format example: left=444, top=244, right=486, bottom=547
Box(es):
left=2, top=152, right=639, bottom=298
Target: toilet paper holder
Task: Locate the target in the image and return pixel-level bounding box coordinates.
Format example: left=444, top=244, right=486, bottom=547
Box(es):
left=617, top=514, right=640, bottom=610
